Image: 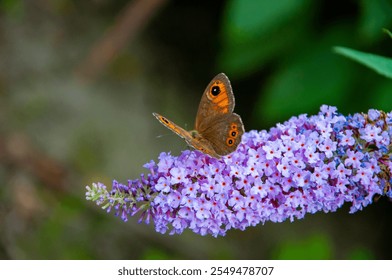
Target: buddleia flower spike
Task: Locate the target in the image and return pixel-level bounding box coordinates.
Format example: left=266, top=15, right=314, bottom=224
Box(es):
left=86, top=105, right=392, bottom=237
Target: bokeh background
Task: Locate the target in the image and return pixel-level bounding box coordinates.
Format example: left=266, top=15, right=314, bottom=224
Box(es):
left=1, top=0, right=392, bottom=259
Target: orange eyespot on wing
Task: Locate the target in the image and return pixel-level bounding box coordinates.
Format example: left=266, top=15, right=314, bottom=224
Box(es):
left=229, top=122, right=240, bottom=138
left=225, top=120, right=242, bottom=147
left=226, top=137, right=235, bottom=147
left=206, top=81, right=230, bottom=114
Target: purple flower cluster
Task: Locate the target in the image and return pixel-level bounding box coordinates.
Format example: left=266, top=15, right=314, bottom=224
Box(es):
left=86, top=106, right=392, bottom=237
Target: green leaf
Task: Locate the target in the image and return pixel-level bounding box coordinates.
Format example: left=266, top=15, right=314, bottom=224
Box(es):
left=383, top=28, right=392, bottom=38
left=334, top=46, right=392, bottom=79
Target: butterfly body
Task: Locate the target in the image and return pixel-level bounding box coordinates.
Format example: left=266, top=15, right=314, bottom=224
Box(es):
left=153, top=73, right=244, bottom=159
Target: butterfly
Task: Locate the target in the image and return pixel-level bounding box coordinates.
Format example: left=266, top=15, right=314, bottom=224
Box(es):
left=153, top=73, right=244, bottom=159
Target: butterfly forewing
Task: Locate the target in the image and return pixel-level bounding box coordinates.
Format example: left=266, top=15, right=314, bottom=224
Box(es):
left=153, top=112, right=221, bottom=158
left=195, top=73, right=235, bottom=130
left=153, top=112, right=193, bottom=142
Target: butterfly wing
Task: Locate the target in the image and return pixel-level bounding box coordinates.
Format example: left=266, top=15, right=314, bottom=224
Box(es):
left=197, top=113, right=244, bottom=156
left=194, top=73, right=244, bottom=156
left=154, top=73, right=244, bottom=158
left=195, top=73, right=235, bottom=129
left=153, top=112, right=221, bottom=158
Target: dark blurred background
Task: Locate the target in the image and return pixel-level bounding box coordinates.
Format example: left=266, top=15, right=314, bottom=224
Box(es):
left=0, top=0, right=392, bottom=259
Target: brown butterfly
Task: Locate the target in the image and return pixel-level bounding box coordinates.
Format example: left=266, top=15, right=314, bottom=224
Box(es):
left=153, top=73, right=244, bottom=158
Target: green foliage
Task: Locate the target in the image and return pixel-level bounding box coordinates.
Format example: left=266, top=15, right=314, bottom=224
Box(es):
left=347, top=247, right=374, bottom=259
left=19, top=195, right=96, bottom=259
left=359, top=0, right=392, bottom=42
left=383, top=28, right=392, bottom=38
left=218, top=0, right=392, bottom=127
left=142, top=248, right=172, bottom=260
left=0, top=0, right=23, bottom=16
left=219, top=0, right=311, bottom=77
left=256, top=27, right=356, bottom=124
left=272, top=233, right=332, bottom=260
left=334, top=46, right=392, bottom=79
left=371, top=81, right=392, bottom=111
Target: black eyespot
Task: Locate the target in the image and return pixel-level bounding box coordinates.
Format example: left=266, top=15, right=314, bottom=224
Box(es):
left=211, top=86, right=221, bottom=96
left=226, top=138, right=234, bottom=146
left=231, top=131, right=237, bottom=137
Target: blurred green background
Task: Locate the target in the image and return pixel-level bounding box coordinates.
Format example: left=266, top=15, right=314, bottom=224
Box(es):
left=1, top=0, right=392, bottom=259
